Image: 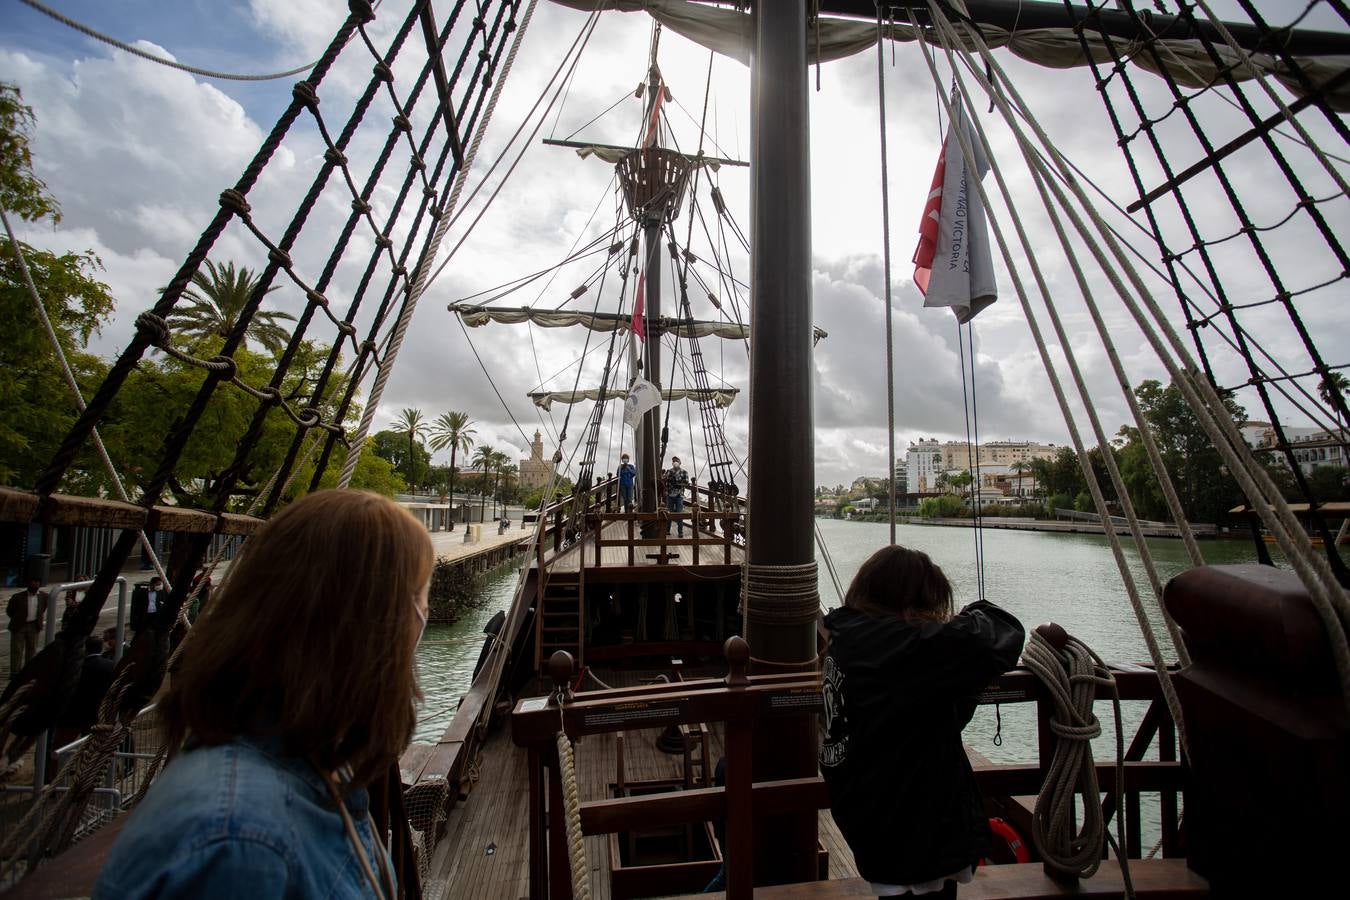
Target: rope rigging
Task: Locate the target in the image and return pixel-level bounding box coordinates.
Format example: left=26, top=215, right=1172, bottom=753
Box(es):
left=17, top=0, right=321, bottom=82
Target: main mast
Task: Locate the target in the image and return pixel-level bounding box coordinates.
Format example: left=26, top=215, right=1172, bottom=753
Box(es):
left=637, top=57, right=664, bottom=537
left=744, top=0, right=820, bottom=883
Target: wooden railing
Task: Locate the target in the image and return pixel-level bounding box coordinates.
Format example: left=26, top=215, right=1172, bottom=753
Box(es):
left=531, top=478, right=746, bottom=572
left=512, top=640, right=1186, bottom=900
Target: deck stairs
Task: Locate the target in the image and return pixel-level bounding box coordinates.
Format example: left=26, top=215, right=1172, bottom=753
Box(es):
left=536, top=580, right=583, bottom=671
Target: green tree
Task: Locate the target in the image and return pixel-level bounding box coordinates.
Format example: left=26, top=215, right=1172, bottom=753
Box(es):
left=97, top=339, right=353, bottom=508
left=0, top=83, right=115, bottom=487
left=472, top=445, right=496, bottom=519
left=369, top=428, right=429, bottom=490
left=428, top=410, right=475, bottom=529
left=1320, top=371, right=1349, bottom=432
left=1113, top=377, right=1245, bottom=524
left=490, top=449, right=510, bottom=518
left=393, top=407, right=427, bottom=491
left=166, top=259, right=296, bottom=355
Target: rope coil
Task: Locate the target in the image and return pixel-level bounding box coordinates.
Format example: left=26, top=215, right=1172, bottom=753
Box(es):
left=742, top=562, right=820, bottom=626
left=1021, top=628, right=1133, bottom=897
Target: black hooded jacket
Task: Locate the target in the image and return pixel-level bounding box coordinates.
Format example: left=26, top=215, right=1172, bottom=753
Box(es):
left=820, top=601, right=1024, bottom=886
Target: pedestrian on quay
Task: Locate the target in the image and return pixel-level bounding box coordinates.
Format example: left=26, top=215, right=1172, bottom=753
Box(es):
left=6, top=577, right=48, bottom=678
left=129, top=576, right=164, bottom=633
left=663, top=456, right=690, bottom=536
left=60, top=589, right=81, bottom=632
left=94, top=490, right=433, bottom=899
left=618, top=453, right=637, bottom=513
left=819, top=545, right=1024, bottom=898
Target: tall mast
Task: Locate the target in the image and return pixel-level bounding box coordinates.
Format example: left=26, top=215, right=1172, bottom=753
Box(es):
left=744, top=0, right=819, bottom=884
left=638, top=53, right=664, bottom=535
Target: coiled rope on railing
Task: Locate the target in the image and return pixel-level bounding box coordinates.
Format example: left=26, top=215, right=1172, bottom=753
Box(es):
left=1021, top=625, right=1133, bottom=898
left=554, top=691, right=591, bottom=900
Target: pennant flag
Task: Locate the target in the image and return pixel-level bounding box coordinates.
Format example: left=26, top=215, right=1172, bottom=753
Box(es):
left=631, top=270, right=647, bottom=342
left=623, top=377, right=661, bottom=428
left=911, top=101, right=997, bottom=323
left=643, top=78, right=666, bottom=148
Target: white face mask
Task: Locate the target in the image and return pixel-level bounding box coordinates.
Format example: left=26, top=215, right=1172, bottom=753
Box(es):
left=672, top=463, right=681, bottom=470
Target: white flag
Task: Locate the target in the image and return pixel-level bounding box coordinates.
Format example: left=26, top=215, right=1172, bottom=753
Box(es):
left=912, top=101, right=997, bottom=324
left=623, top=377, right=661, bottom=428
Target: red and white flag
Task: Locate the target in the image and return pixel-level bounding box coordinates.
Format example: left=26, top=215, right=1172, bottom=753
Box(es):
left=643, top=79, right=667, bottom=148
left=631, top=270, right=647, bottom=342
left=911, top=100, right=997, bottom=323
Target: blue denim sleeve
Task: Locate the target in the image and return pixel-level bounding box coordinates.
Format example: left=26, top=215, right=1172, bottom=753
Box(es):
left=93, top=837, right=291, bottom=899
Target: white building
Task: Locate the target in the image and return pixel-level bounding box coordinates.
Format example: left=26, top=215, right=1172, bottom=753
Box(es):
left=1286, top=428, right=1348, bottom=476
left=906, top=439, right=943, bottom=493
left=893, top=458, right=908, bottom=494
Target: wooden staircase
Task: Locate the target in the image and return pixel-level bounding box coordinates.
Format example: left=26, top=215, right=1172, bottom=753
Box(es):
left=536, top=581, right=583, bottom=671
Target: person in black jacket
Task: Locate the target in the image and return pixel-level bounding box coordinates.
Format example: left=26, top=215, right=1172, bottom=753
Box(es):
left=820, top=545, right=1024, bottom=898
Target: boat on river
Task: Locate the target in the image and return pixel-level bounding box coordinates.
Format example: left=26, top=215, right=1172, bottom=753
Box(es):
left=2, top=1, right=1348, bottom=898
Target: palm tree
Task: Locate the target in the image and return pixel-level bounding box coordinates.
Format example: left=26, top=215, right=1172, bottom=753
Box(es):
left=428, top=411, right=476, bottom=530
left=1319, top=372, right=1349, bottom=432
left=473, top=445, right=496, bottom=520
left=166, top=259, right=296, bottom=354
left=395, top=408, right=427, bottom=491
left=1010, top=461, right=1030, bottom=500
left=490, top=450, right=510, bottom=519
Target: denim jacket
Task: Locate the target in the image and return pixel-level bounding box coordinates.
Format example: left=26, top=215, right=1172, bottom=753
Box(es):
left=94, top=734, right=392, bottom=899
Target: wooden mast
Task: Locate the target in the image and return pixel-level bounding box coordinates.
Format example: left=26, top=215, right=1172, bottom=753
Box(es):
left=638, top=60, right=664, bottom=537
left=744, top=0, right=820, bottom=884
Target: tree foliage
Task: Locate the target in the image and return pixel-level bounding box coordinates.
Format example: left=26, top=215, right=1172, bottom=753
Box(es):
left=167, top=259, right=296, bottom=355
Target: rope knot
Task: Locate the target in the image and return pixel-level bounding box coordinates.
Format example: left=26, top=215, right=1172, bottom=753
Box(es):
left=351, top=197, right=372, bottom=214
left=375, top=234, right=393, bottom=250
left=134, top=312, right=171, bottom=347
left=372, top=60, right=394, bottom=83
left=218, top=189, right=251, bottom=217
left=257, top=385, right=282, bottom=405
left=306, top=288, right=328, bottom=308
left=324, top=147, right=348, bottom=167
left=392, top=114, right=412, bottom=134
left=291, top=81, right=320, bottom=110
left=347, top=0, right=377, bottom=25
left=337, top=321, right=357, bottom=337
left=267, top=247, right=293, bottom=270
left=297, top=407, right=322, bottom=428
left=206, top=355, right=238, bottom=379
left=422, top=185, right=438, bottom=202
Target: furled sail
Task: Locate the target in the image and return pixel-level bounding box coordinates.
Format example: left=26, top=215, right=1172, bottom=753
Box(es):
left=550, top=0, right=1350, bottom=110
left=450, top=303, right=828, bottom=342
left=530, top=386, right=738, bottom=410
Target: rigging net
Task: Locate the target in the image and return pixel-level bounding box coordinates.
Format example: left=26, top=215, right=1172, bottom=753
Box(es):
left=0, top=1, right=532, bottom=889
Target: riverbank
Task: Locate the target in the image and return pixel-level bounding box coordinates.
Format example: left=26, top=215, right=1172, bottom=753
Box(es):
left=426, top=526, right=531, bottom=623
left=829, top=515, right=1220, bottom=539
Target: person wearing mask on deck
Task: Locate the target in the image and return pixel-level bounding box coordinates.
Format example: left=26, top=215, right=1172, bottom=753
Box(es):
left=663, top=456, right=690, bottom=536
left=820, top=545, right=1024, bottom=899
left=7, top=577, right=48, bottom=677
left=618, top=453, right=637, bottom=513
left=94, top=490, right=433, bottom=899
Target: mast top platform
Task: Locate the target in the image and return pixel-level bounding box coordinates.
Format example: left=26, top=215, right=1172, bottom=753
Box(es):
left=617, top=146, right=693, bottom=225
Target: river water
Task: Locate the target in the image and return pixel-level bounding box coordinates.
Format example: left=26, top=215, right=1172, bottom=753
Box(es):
left=412, top=519, right=1267, bottom=844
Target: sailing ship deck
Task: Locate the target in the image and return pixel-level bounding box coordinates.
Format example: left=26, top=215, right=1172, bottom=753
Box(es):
left=422, top=697, right=858, bottom=900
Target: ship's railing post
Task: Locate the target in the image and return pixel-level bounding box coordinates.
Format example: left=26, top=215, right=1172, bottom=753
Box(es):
left=723, top=636, right=753, bottom=899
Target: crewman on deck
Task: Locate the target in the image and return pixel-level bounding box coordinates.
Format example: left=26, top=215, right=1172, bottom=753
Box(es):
left=618, top=453, right=637, bottom=513
left=663, top=456, right=690, bottom=536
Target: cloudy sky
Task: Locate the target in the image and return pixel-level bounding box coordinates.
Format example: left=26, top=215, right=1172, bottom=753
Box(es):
left=4, top=0, right=1347, bottom=490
